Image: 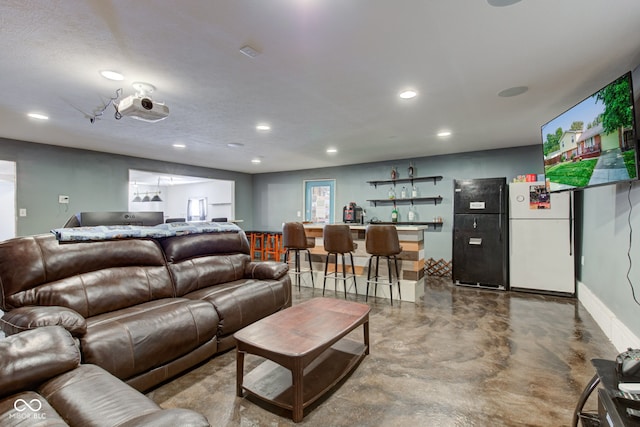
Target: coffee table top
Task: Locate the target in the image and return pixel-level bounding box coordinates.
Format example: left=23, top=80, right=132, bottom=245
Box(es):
left=234, top=298, right=370, bottom=360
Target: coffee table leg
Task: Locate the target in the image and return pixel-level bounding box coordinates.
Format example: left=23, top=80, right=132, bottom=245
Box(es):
left=292, top=360, right=304, bottom=422
left=364, top=318, right=370, bottom=355
left=236, top=349, right=245, bottom=397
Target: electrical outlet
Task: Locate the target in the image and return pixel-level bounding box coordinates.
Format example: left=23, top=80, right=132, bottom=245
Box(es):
left=19, top=208, right=27, bottom=217
left=59, top=195, right=70, bottom=204
left=296, top=210, right=301, bottom=218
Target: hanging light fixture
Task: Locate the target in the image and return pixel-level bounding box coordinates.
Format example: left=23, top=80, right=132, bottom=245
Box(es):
left=151, top=177, right=163, bottom=202
left=141, top=192, right=151, bottom=202
left=131, top=182, right=142, bottom=202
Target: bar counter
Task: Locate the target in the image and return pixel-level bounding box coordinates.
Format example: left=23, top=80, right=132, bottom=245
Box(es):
left=302, top=223, right=427, bottom=302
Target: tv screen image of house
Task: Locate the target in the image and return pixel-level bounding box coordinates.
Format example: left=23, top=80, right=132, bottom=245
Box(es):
left=541, top=72, right=638, bottom=192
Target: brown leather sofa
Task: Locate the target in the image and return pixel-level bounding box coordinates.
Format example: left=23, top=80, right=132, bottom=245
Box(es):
left=0, top=326, right=210, bottom=427
left=0, top=230, right=291, bottom=392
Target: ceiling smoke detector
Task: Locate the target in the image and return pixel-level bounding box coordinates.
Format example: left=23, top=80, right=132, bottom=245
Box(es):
left=117, top=82, right=169, bottom=122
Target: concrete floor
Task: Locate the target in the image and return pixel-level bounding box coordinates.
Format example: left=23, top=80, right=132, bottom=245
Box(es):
left=147, top=277, right=617, bottom=426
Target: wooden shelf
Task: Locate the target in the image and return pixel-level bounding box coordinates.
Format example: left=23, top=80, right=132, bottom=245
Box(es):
left=241, top=339, right=366, bottom=414
left=366, top=175, right=443, bottom=187
left=365, top=196, right=442, bottom=206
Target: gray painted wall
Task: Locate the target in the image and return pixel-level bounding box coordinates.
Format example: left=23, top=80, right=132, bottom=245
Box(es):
left=251, top=145, right=544, bottom=261
left=0, top=138, right=253, bottom=236
left=579, top=183, right=639, bottom=338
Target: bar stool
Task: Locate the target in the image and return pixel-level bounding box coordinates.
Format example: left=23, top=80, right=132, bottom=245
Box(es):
left=322, top=224, right=357, bottom=298
left=263, top=232, right=282, bottom=261
left=365, top=225, right=402, bottom=305
left=249, top=231, right=265, bottom=260
left=282, top=222, right=316, bottom=289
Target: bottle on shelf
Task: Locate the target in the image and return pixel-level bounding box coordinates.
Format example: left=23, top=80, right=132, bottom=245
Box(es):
left=388, top=187, right=396, bottom=199
left=391, top=206, right=399, bottom=223
left=407, top=205, right=416, bottom=222
left=400, top=186, right=407, bottom=199
left=408, top=162, right=415, bottom=179
left=390, top=166, right=398, bottom=180
left=412, top=184, right=418, bottom=198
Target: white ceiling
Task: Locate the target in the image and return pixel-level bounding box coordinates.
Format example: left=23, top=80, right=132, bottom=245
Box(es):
left=2, top=0, right=640, bottom=174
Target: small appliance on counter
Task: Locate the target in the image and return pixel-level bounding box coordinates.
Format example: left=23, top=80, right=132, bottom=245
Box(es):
left=343, top=202, right=363, bottom=223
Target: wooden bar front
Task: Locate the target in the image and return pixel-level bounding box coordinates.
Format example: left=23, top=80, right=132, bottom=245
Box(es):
left=300, top=224, right=427, bottom=302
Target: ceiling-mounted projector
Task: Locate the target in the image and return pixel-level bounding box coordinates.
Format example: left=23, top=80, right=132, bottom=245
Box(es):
left=117, top=82, right=169, bottom=122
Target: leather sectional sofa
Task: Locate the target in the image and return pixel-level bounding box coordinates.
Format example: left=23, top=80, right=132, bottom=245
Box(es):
left=0, top=229, right=291, bottom=392
left=0, top=326, right=210, bottom=426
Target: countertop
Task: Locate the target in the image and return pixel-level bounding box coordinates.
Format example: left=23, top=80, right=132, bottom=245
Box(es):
left=302, top=223, right=429, bottom=231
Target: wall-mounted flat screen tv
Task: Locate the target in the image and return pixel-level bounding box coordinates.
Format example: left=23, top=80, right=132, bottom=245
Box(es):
left=541, top=72, right=638, bottom=192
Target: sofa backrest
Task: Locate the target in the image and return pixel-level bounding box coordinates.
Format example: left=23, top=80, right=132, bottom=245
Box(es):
left=160, top=231, right=251, bottom=296
left=0, top=234, right=174, bottom=316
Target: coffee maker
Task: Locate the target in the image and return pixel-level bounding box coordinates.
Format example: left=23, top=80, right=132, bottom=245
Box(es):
left=343, top=202, right=363, bottom=223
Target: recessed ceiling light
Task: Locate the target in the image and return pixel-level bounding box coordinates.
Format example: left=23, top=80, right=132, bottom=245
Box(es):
left=256, top=124, right=271, bottom=131
left=498, top=86, right=528, bottom=97
left=399, top=90, right=417, bottom=99
left=27, top=113, right=48, bottom=120
left=251, top=158, right=262, bottom=164
left=487, top=0, right=522, bottom=7
left=100, top=70, right=124, bottom=81
left=437, top=130, right=452, bottom=137
left=239, top=45, right=261, bottom=58
left=172, top=143, right=186, bottom=149
left=326, top=148, right=337, bottom=154
left=227, top=143, right=244, bottom=148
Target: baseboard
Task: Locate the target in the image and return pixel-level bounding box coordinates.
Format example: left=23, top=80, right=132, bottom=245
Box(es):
left=577, top=280, right=640, bottom=352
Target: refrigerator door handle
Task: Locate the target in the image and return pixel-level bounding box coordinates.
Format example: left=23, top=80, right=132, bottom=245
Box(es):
left=499, top=184, right=503, bottom=239
left=569, top=192, right=573, bottom=256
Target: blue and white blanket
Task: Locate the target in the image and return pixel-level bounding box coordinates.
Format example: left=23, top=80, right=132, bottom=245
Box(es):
left=51, top=221, right=241, bottom=242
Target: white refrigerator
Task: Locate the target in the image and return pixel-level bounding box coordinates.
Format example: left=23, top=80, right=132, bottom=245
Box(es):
left=508, top=182, right=575, bottom=295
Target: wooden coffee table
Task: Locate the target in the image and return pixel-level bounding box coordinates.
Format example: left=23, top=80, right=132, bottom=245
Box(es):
left=234, top=297, right=370, bottom=422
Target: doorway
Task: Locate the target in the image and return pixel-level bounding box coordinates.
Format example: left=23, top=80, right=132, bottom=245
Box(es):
left=0, top=160, right=16, bottom=240
left=128, top=170, right=235, bottom=223
left=304, top=179, right=335, bottom=223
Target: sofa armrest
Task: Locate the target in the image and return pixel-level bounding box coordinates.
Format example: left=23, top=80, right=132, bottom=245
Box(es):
left=0, top=326, right=80, bottom=399
left=245, top=261, right=289, bottom=280
left=118, top=408, right=210, bottom=427
left=1, top=306, right=87, bottom=337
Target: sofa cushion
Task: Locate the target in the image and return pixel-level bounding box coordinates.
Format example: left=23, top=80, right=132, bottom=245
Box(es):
left=184, top=278, right=290, bottom=337
left=0, top=390, right=68, bottom=426
left=0, top=326, right=80, bottom=399
left=38, top=364, right=210, bottom=427
left=82, top=299, right=219, bottom=381
left=0, top=235, right=174, bottom=316
left=167, top=253, right=250, bottom=296
left=160, top=231, right=250, bottom=263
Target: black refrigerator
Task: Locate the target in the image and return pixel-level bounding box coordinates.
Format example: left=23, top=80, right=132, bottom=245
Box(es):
left=452, top=177, right=509, bottom=290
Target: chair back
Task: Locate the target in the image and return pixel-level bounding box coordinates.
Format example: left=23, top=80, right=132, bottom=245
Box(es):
left=365, top=225, right=401, bottom=256
left=282, top=222, right=313, bottom=249
left=323, top=224, right=355, bottom=253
